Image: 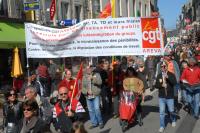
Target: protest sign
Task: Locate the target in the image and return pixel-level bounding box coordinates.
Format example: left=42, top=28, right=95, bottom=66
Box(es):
left=25, top=17, right=163, bottom=58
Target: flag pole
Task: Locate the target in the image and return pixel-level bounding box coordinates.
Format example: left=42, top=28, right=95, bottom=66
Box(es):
left=26, top=56, right=30, bottom=78
left=111, top=0, right=116, bottom=88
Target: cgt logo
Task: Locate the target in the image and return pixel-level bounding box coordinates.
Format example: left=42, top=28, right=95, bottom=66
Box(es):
left=141, top=18, right=161, bottom=48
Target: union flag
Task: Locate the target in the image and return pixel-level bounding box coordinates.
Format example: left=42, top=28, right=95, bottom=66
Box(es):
left=50, top=0, right=56, bottom=20
left=72, top=63, right=83, bottom=99
left=69, top=63, right=83, bottom=111
left=99, top=2, right=111, bottom=18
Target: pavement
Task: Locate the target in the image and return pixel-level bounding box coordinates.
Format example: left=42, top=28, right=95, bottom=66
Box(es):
left=0, top=89, right=200, bottom=133
left=84, top=89, right=200, bottom=133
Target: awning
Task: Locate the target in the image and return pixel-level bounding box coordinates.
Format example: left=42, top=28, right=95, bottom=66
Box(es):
left=0, top=22, right=25, bottom=48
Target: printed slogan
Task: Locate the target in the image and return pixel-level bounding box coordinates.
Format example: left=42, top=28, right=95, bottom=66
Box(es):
left=25, top=17, right=163, bottom=58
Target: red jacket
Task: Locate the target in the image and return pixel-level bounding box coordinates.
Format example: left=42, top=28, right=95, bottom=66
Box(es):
left=181, top=66, right=200, bottom=85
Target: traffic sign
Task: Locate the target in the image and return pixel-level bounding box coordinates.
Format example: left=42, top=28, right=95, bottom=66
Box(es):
left=24, top=1, right=40, bottom=11
left=59, top=19, right=79, bottom=26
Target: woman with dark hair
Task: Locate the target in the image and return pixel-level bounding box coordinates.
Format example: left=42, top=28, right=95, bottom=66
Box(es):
left=19, top=100, right=48, bottom=133
left=3, top=89, right=23, bottom=133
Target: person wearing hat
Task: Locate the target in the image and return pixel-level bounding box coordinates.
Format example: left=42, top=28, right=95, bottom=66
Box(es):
left=180, top=57, right=200, bottom=119
left=155, top=61, right=177, bottom=133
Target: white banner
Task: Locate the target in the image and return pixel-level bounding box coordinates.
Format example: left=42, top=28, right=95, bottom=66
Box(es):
left=25, top=17, right=163, bottom=58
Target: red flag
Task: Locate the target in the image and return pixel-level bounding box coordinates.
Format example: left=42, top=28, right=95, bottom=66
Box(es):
left=99, top=2, right=111, bottom=18
left=69, top=63, right=83, bottom=111
left=50, top=0, right=56, bottom=20
left=73, top=63, right=83, bottom=99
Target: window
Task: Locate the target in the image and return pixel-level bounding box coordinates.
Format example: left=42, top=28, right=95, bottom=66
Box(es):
left=61, top=2, right=68, bottom=19
left=145, top=4, right=147, bottom=16
left=75, top=5, right=81, bottom=21
left=0, top=0, right=4, bottom=15
left=0, top=0, right=7, bottom=16
left=117, top=0, right=121, bottom=17
left=133, top=0, right=135, bottom=17
left=139, top=1, right=142, bottom=16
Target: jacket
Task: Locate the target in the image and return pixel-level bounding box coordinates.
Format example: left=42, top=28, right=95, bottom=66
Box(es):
left=53, top=100, right=74, bottom=133
left=35, top=95, right=52, bottom=124
left=19, top=117, right=48, bottom=133
left=180, top=66, right=200, bottom=85
left=155, top=71, right=177, bottom=99
left=82, top=71, right=102, bottom=98
left=3, top=101, right=23, bottom=133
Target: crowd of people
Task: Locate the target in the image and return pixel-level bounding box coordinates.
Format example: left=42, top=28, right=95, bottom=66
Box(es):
left=2, top=43, right=200, bottom=133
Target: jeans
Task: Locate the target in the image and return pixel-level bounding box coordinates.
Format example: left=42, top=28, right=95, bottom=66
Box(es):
left=174, top=84, right=180, bottom=97
left=182, top=89, right=187, bottom=103
left=86, top=96, right=103, bottom=126
left=159, top=98, right=176, bottom=128
left=185, top=87, right=200, bottom=117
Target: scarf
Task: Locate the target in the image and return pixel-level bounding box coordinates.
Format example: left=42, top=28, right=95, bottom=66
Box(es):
left=20, top=116, right=38, bottom=133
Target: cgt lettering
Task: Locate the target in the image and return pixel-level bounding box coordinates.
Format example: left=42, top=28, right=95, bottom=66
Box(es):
left=142, top=28, right=160, bottom=44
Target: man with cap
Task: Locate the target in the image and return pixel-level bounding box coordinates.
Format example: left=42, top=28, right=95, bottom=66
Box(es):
left=180, top=57, right=200, bottom=119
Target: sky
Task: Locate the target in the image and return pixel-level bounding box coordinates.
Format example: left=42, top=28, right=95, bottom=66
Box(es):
left=158, top=0, right=188, bottom=30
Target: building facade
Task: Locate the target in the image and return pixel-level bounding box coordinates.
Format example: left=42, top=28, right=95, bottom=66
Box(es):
left=0, top=0, right=159, bottom=25
left=94, top=0, right=158, bottom=18
left=0, top=0, right=89, bottom=25
left=0, top=0, right=24, bottom=19
left=177, top=0, right=200, bottom=43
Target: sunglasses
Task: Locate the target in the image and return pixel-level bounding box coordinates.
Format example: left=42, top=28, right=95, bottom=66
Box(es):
left=9, top=93, right=17, bottom=96
left=23, top=108, right=33, bottom=111
left=161, top=65, right=166, bottom=68
left=139, top=66, right=144, bottom=68
left=60, top=93, right=67, bottom=96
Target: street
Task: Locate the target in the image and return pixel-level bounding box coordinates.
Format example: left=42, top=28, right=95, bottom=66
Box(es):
left=84, top=89, right=200, bottom=133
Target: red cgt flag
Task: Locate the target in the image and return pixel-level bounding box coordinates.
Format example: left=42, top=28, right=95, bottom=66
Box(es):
left=50, top=0, right=56, bottom=20
left=69, top=63, right=83, bottom=111
left=73, top=63, right=83, bottom=99
left=99, top=2, right=111, bottom=18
